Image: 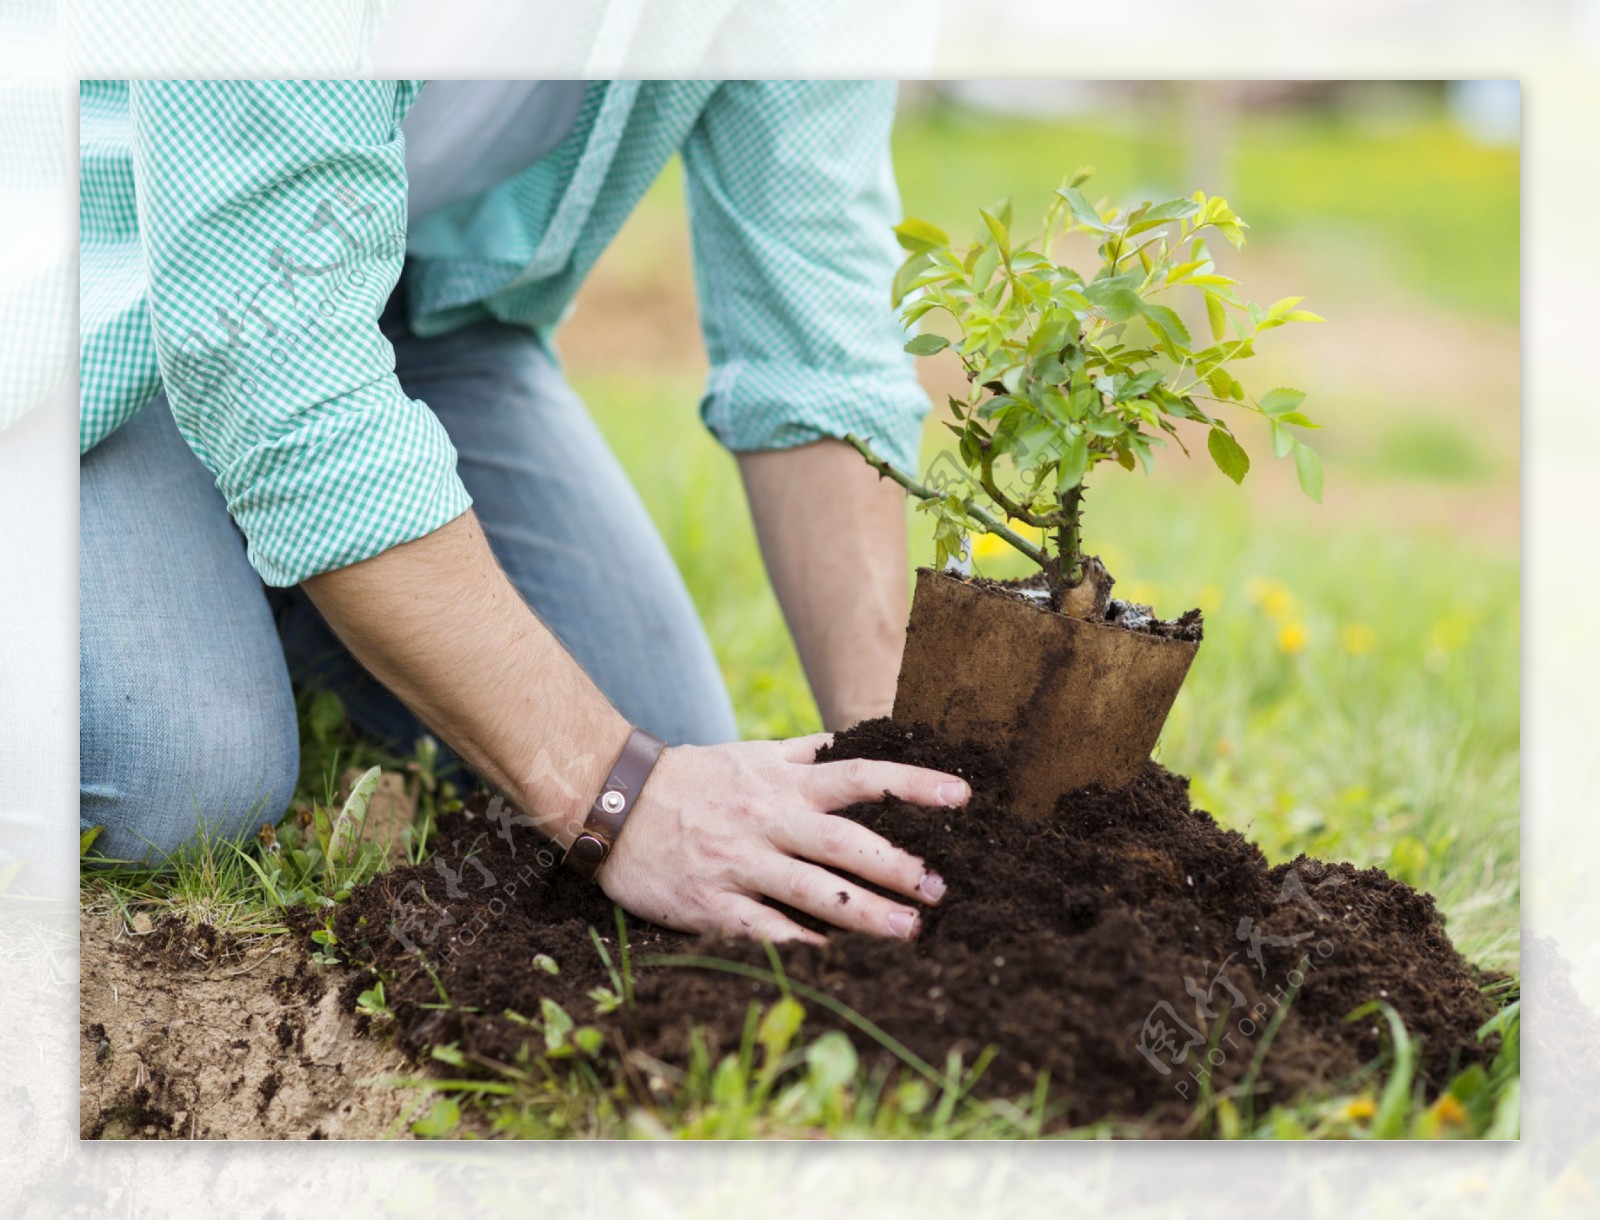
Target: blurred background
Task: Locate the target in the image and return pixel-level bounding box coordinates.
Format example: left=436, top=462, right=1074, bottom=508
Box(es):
left=560, top=80, right=1520, bottom=968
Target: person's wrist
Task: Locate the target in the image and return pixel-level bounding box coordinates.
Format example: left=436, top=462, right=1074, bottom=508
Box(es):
left=823, top=698, right=894, bottom=733
left=564, top=726, right=668, bottom=880
left=512, top=713, right=631, bottom=850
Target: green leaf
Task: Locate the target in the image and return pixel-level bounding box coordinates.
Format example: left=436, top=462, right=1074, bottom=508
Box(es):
left=1260, top=387, right=1307, bottom=415
left=891, top=250, right=933, bottom=307
left=80, top=825, right=104, bottom=857
left=1067, top=165, right=1095, bottom=188
left=311, top=803, right=334, bottom=858
left=893, top=218, right=950, bottom=253
left=1057, top=433, right=1090, bottom=489
left=804, top=1031, right=859, bottom=1094
left=1283, top=309, right=1326, bottom=323
left=328, top=764, right=380, bottom=871
left=1120, top=368, right=1163, bottom=399
left=573, top=1026, right=606, bottom=1057
left=1270, top=419, right=1293, bottom=458
left=1204, top=367, right=1244, bottom=402
left=1027, top=313, right=1072, bottom=362
left=758, top=995, right=806, bottom=1060
left=1087, top=289, right=1141, bottom=322
left=903, top=333, right=950, bottom=357
left=1265, top=296, right=1303, bottom=318
left=970, top=243, right=1001, bottom=291
left=1293, top=439, right=1325, bottom=502
left=1207, top=427, right=1250, bottom=484
left=979, top=207, right=1011, bottom=262
left=1055, top=186, right=1111, bottom=233
left=1274, top=410, right=1319, bottom=428
left=1125, top=197, right=1201, bottom=236
left=541, top=997, right=575, bottom=1052
left=411, top=1097, right=460, bottom=1138
left=1142, top=303, right=1191, bottom=348
left=1084, top=273, right=1143, bottom=319
left=711, top=1056, right=747, bottom=1105
left=1205, top=291, right=1227, bottom=341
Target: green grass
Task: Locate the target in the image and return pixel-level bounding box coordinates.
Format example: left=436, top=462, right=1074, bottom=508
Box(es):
left=79, top=101, right=1519, bottom=1139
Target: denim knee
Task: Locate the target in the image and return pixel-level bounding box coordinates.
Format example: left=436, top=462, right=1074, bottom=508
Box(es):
left=80, top=684, right=300, bottom=866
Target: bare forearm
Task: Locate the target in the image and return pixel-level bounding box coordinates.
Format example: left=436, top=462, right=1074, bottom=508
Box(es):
left=738, top=439, right=908, bottom=731
left=299, top=504, right=969, bottom=945
left=300, top=510, right=628, bottom=847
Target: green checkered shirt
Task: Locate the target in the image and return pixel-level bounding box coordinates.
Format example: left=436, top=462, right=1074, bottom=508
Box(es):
left=80, top=79, right=928, bottom=586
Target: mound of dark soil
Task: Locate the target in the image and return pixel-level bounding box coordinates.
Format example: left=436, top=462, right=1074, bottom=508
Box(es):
left=329, top=719, right=1497, bottom=1133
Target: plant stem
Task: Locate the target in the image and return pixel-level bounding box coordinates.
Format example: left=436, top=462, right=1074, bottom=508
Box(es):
left=844, top=434, right=1049, bottom=569
left=978, top=443, right=1059, bottom=530
left=1056, top=486, right=1085, bottom=585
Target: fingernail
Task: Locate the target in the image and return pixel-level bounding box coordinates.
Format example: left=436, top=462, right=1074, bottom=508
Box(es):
left=919, top=871, right=947, bottom=903
left=937, top=780, right=970, bottom=807
left=888, top=909, right=920, bottom=939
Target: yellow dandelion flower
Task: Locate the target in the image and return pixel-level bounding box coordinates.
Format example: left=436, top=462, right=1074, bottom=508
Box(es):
left=1245, top=577, right=1274, bottom=601
left=1341, top=1097, right=1376, bottom=1121
left=1431, top=1094, right=1470, bottom=1127
left=972, top=531, right=1009, bottom=563
left=1277, top=621, right=1308, bottom=654
left=1339, top=623, right=1377, bottom=655
left=1247, top=577, right=1296, bottom=620
left=1123, top=580, right=1161, bottom=607
left=1427, top=613, right=1472, bottom=654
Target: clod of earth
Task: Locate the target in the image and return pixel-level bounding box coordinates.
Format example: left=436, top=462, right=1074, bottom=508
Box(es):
left=327, top=719, right=1500, bottom=1134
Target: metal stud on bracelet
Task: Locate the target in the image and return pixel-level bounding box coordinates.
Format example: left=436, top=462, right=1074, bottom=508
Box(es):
left=562, top=727, right=666, bottom=880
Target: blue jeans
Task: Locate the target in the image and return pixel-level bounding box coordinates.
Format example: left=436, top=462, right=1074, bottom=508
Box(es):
left=80, top=304, right=738, bottom=864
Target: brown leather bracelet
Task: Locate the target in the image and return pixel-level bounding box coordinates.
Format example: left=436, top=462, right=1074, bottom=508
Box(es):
left=562, top=727, right=667, bottom=880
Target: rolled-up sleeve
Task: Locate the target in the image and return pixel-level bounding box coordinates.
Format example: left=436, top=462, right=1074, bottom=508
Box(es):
left=682, top=81, right=930, bottom=476
left=128, top=79, right=471, bottom=586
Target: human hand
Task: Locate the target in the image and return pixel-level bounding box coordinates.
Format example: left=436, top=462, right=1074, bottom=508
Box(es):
left=596, top=734, right=965, bottom=944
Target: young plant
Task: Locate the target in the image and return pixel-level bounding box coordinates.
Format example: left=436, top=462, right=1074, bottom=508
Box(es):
left=850, top=169, right=1324, bottom=615
left=355, top=977, right=394, bottom=1022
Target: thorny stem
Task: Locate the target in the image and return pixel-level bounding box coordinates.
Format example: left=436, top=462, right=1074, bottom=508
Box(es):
left=843, top=434, right=1050, bottom=570
left=1056, top=485, right=1085, bottom=586
left=977, top=441, right=1060, bottom=531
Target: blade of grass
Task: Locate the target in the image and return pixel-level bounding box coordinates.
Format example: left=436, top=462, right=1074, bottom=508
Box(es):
left=642, top=951, right=947, bottom=1087
left=1346, top=1000, right=1416, bottom=1138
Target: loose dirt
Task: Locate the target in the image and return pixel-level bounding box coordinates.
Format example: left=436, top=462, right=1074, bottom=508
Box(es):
left=78, top=911, right=417, bottom=1140
left=322, top=719, right=1499, bottom=1134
